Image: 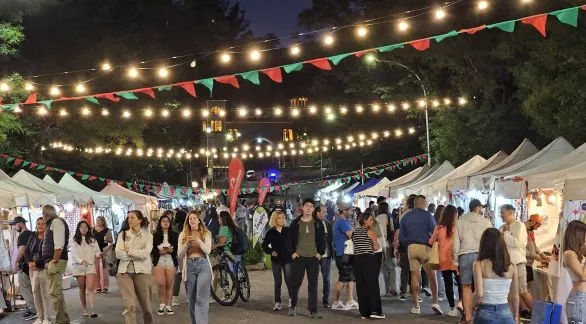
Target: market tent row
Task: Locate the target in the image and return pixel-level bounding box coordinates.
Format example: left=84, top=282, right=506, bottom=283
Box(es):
left=401, top=161, right=456, bottom=198
left=386, top=164, right=439, bottom=205
left=101, top=182, right=159, bottom=231
left=347, top=178, right=381, bottom=209
left=0, top=169, right=56, bottom=207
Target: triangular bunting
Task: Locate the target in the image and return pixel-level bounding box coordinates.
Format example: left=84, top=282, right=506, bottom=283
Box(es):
left=81, top=174, right=90, bottom=180
left=433, top=30, right=459, bottom=42
left=377, top=44, right=405, bottom=52
left=521, top=14, right=547, bottom=37
left=95, top=93, right=121, bottom=102
left=487, top=20, right=516, bottom=32
left=459, top=25, right=486, bottom=35
left=6, top=157, right=14, bottom=165
left=85, top=97, right=99, bottom=105
left=307, top=58, right=332, bottom=71
left=239, top=71, right=260, bottom=85
left=29, top=162, right=38, bottom=169
left=38, top=100, right=53, bottom=109
left=24, top=93, right=37, bottom=104
left=283, top=62, right=303, bottom=73
left=551, top=7, right=579, bottom=27
left=197, top=78, right=214, bottom=94
left=157, top=85, right=173, bottom=91
left=116, top=91, right=139, bottom=100
left=261, top=68, right=283, bottom=83
left=353, top=50, right=373, bottom=58
left=99, top=177, right=105, bottom=182
left=328, top=53, right=352, bottom=66
left=37, top=164, right=46, bottom=170
left=269, top=186, right=275, bottom=192
left=134, top=88, right=156, bottom=99
left=409, top=38, right=431, bottom=51
left=177, top=82, right=197, bottom=97
left=45, top=167, right=53, bottom=171
left=275, top=185, right=281, bottom=192
left=22, top=161, right=30, bottom=168
left=89, top=176, right=97, bottom=181
left=13, top=158, right=22, bottom=166
left=215, top=75, right=240, bottom=89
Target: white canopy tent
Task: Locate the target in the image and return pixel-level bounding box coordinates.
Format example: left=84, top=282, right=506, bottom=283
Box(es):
left=429, top=155, right=488, bottom=198
left=385, top=165, right=431, bottom=193
left=446, top=151, right=509, bottom=193
left=58, top=173, right=128, bottom=208
left=469, top=139, right=539, bottom=192
left=388, top=164, right=440, bottom=201
left=355, top=177, right=391, bottom=197
left=12, top=170, right=92, bottom=205
left=0, top=169, right=56, bottom=206
left=528, top=160, right=586, bottom=195
left=402, top=161, right=455, bottom=197
left=494, top=137, right=574, bottom=199
left=101, top=182, right=158, bottom=218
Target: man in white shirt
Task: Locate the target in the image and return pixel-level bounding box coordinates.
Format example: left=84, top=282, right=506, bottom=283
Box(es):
left=500, top=204, right=533, bottom=319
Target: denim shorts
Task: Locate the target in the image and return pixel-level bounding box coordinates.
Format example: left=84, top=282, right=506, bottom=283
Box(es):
left=567, top=290, right=586, bottom=323
left=459, top=253, right=477, bottom=285
left=474, top=304, right=515, bottom=324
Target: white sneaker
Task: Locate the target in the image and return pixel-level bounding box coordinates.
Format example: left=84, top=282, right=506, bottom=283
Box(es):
left=410, top=306, right=421, bottom=314
left=172, top=296, right=179, bottom=306
left=42, top=320, right=51, bottom=324
left=165, top=305, right=174, bottom=315
left=346, top=300, right=359, bottom=310
left=370, top=313, right=386, bottom=319
left=32, top=319, right=42, bottom=324
left=331, top=301, right=348, bottom=311
left=432, top=303, right=443, bottom=315
left=448, top=308, right=459, bottom=317
left=273, top=302, right=282, bottom=311
left=457, top=300, right=464, bottom=314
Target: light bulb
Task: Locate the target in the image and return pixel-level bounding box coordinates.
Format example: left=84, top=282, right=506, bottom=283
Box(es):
left=309, top=106, right=317, bottom=114
left=395, top=129, right=403, bottom=137
left=218, top=109, right=226, bottom=117
left=238, top=107, right=248, bottom=117
left=274, top=107, right=283, bottom=116
left=122, top=110, right=131, bottom=118
left=202, top=109, right=209, bottom=118
left=49, top=86, right=60, bottom=97
left=38, top=107, right=48, bottom=116
left=398, top=21, right=409, bottom=31
left=24, top=82, right=34, bottom=91
left=101, top=62, right=112, bottom=71
left=59, top=109, right=68, bottom=117
left=206, top=128, right=212, bottom=134
left=478, top=1, right=489, bottom=10
left=255, top=108, right=262, bottom=116
left=435, top=8, right=446, bottom=20
left=372, top=104, right=380, bottom=112
left=418, top=100, right=426, bottom=108
left=387, top=104, right=396, bottom=112
left=220, top=52, right=231, bottom=63
left=75, top=83, right=87, bottom=93
left=356, top=26, right=368, bottom=38
left=161, top=109, right=169, bottom=117
left=290, top=45, right=301, bottom=56
left=408, top=127, right=416, bottom=134
left=291, top=108, right=300, bottom=117
left=182, top=108, right=191, bottom=118
left=323, top=35, right=335, bottom=46
left=144, top=109, right=153, bottom=118
left=158, top=68, right=169, bottom=78
left=458, top=97, right=468, bottom=106
left=249, top=49, right=261, bottom=61
left=190, top=60, right=197, bottom=68
left=81, top=107, right=91, bottom=116
left=128, top=67, right=139, bottom=78
left=401, top=102, right=410, bottom=110
left=340, top=107, right=348, bottom=115
left=356, top=105, right=364, bottom=113
left=432, top=100, right=440, bottom=107
left=101, top=108, right=109, bottom=116
left=444, top=98, right=452, bottom=105
left=0, top=82, right=9, bottom=92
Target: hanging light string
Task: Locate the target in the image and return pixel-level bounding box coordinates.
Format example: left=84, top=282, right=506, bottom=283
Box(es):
left=44, top=126, right=417, bottom=161
left=17, top=0, right=470, bottom=83
left=11, top=96, right=469, bottom=119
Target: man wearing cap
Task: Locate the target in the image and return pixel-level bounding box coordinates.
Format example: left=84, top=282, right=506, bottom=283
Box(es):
left=331, top=202, right=358, bottom=311
left=453, top=198, right=492, bottom=322
left=14, top=216, right=37, bottom=320
left=500, top=204, right=533, bottom=320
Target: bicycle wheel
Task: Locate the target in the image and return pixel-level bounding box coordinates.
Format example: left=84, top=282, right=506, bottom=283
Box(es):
left=237, top=262, right=251, bottom=302
left=210, top=264, right=238, bottom=306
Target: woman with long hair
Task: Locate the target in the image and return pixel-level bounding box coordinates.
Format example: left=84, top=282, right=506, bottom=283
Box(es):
left=116, top=210, right=154, bottom=324
left=178, top=211, right=212, bottom=324
left=217, top=210, right=241, bottom=271
left=25, top=218, right=52, bottom=324
left=433, top=205, right=445, bottom=224
left=151, top=212, right=179, bottom=315
left=472, top=228, right=519, bottom=324
left=71, top=220, right=101, bottom=317
left=92, top=216, right=113, bottom=293
left=429, top=205, right=462, bottom=316
left=262, top=211, right=293, bottom=311
left=375, top=202, right=392, bottom=296
left=352, top=212, right=385, bottom=319
left=171, top=209, right=188, bottom=306
left=563, top=220, right=586, bottom=323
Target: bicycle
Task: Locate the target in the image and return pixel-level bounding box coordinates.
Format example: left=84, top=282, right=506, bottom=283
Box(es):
left=210, top=248, right=251, bottom=305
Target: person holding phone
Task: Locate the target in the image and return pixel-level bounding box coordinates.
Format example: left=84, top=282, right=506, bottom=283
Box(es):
left=152, top=213, right=179, bottom=315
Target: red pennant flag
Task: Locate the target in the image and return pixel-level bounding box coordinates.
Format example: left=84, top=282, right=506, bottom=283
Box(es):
left=89, top=176, right=97, bottom=181
left=117, top=181, right=124, bottom=185
left=58, top=169, right=66, bottom=173
left=215, top=75, right=240, bottom=89
left=156, top=186, right=162, bottom=193
left=460, top=25, right=486, bottom=35
left=275, top=185, right=281, bottom=191
left=582, top=5, right=586, bottom=10
left=13, top=158, right=22, bottom=166
left=177, top=82, right=197, bottom=97
left=409, top=38, right=431, bottom=51
left=75, top=172, right=82, bottom=177
left=169, top=186, right=176, bottom=196
left=132, top=183, right=138, bottom=191
left=24, top=93, right=37, bottom=104
left=95, top=93, right=121, bottom=102
left=45, top=167, right=53, bottom=171
left=261, top=68, right=283, bottom=83
left=307, top=58, right=332, bottom=71
left=106, top=179, right=112, bottom=185
left=521, top=14, right=547, bottom=37
left=134, top=88, right=156, bottom=99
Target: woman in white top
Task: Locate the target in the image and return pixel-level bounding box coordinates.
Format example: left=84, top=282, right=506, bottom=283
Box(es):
left=177, top=211, right=212, bottom=324
left=563, top=220, right=586, bottom=323
left=472, top=228, right=519, bottom=324
left=151, top=213, right=179, bottom=316
left=71, top=220, right=101, bottom=317
left=116, top=210, right=154, bottom=324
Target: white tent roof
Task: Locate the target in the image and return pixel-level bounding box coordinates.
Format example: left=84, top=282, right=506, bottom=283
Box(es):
left=340, top=182, right=360, bottom=194
left=469, top=139, right=539, bottom=191
left=446, top=151, right=509, bottom=193
left=494, top=137, right=574, bottom=199
left=43, top=175, right=58, bottom=185
left=403, top=161, right=455, bottom=196
left=0, top=170, right=56, bottom=206
left=57, top=173, right=122, bottom=208
left=12, top=170, right=93, bottom=204
left=319, top=181, right=345, bottom=194
left=386, top=165, right=431, bottom=189
left=101, top=182, right=158, bottom=215
left=429, top=155, right=487, bottom=197
left=355, top=177, right=391, bottom=197
left=527, top=159, right=586, bottom=192
left=388, top=164, right=440, bottom=199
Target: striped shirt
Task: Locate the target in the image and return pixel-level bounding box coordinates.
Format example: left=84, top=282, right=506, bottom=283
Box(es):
left=353, top=227, right=374, bottom=255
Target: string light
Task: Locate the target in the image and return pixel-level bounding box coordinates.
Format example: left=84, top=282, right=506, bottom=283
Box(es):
left=37, top=107, right=48, bottom=116
left=255, top=108, right=262, bottom=116
left=238, top=107, right=248, bottom=117
left=356, top=105, right=364, bottom=113
left=158, top=68, right=169, bottom=78
left=417, top=100, right=426, bottom=108
left=75, top=83, right=87, bottom=93
left=401, top=102, right=410, bottom=110
left=49, top=86, right=60, bottom=97
left=395, top=129, right=403, bottom=137
left=372, top=104, right=380, bottom=113
left=218, top=109, right=226, bottom=117
left=432, top=100, right=440, bottom=107
left=458, top=97, right=468, bottom=106
left=290, top=45, right=301, bottom=56
left=291, top=108, right=300, bottom=117
left=323, top=35, right=335, bottom=46
left=101, top=63, right=112, bottom=71
left=59, top=109, right=68, bottom=117
left=24, top=82, right=35, bottom=91
left=356, top=26, right=368, bottom=38
left=161, top=109, right=170, bottom=118
left=274, top=107, right=283, bottom=116
left=122, top=110, right=131, bottom=119
left=220, top=52, right=232, bottom=63
left=0, top=82, right=10, bottom=92
left=443, top=98, right=452, bottom=105
left=101, top=108, right=109, bottom=116
left=144, top=108, right=153, bottom=118
left=309, top=105, right=317, bottom=114
left=408, top=127, right=416, bottom=134
left=398, top=21, right=409, bottom=31
left=182, top=108, right=192, bottom=118
left=387, top=104, right=396, bottom=112
left=201, top=109, right=209, bottom=118
left=81, top=107, right=91, bottom=116
left=340, top=106, right=348, bottom=115
left=435, top=8, right=446, bottom=20
left=249, top=49, right=262, bottom=61
left=478, top=1, right=489, bottom=10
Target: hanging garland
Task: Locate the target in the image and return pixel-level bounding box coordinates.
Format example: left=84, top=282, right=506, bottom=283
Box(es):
left=0, top=153, right=427, bottom=197
left=1, top=6, right=583, bottom=111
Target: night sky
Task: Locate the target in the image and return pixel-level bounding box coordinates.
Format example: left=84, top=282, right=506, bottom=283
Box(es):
left=239, top=0, right=313, bottom=36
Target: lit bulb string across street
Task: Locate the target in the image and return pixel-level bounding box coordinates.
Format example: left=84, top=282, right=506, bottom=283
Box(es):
left=14, top=0, right=472, bottom=84
left=0, top=5, right=582, bottom=110
left=45, top=127, right=417, bottom=161
left=0, top=152, right=427, bottom=196
left=8, top=97, right=469, bottom=120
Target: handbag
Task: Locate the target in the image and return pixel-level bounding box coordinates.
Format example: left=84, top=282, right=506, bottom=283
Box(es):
left=342, top=239, right=354, bottom=264
left=531, top=300, right=562, bottom=324
left=429, top=242, right=440, bottom=270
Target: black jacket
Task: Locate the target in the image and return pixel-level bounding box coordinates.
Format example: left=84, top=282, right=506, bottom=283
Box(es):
left=151, top=230, right=179, bottom=267
left=24, top=232, right=45, bottom=269
left=289, top=216, right=326, bottom=256
left=322, top=220, right=334, bottom=257
left=262, top=227, right=293, bottom=265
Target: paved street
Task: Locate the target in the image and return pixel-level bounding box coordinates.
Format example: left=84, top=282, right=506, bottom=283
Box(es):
left=2, top=267, right=458, bottom=324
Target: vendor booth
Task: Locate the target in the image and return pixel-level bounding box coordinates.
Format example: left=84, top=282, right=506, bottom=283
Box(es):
left=402, top=161, right=455, bottom=203
left=100, top=182, right=159, bottom=233
left=428, top=155, right=488, bottom=207
left=387, top=164, right=439, bottom=207
left=354, top=177, right=391, bottom=208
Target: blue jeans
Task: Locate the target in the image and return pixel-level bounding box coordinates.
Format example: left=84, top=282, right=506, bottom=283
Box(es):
left=185, top=257, right=212, bottom=324
left=228, top=254, right=241, bottom=273
left=567, top=290, right=586, bottom=323
left=272, top=262, right=292, bottom=303
left=474, top=304, right=515, bottom=324
left=320, top=257, right=331, bottom=305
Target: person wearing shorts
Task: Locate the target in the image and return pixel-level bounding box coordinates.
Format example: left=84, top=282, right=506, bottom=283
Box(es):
left=331, top=203, right=359, bottom=311
left=71, top=220, right=101, bottom=318
left=152, top=213, right=179, bottom=316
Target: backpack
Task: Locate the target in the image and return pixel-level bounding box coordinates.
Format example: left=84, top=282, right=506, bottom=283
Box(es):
left=230, top=226, right=249, bottom=255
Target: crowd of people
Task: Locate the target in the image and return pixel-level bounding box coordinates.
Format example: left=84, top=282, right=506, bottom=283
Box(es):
left=6, top=193, right=586, bottom=324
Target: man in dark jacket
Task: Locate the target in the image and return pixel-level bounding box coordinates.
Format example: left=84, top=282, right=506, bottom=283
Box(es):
left=314, top=204, right=333, bottom=308
left=288, top=198, right=326, bottom=319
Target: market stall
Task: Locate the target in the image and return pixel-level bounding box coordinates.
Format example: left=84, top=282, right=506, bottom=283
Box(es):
left=428, top=155, right=488, bottom=207
left=354, top=177, right=391, bottom=208
left=100, top=182, right=159, bottom=232
left=401, top=161, right=455, bottom=203
left=387, top=164, right=439, bottom=207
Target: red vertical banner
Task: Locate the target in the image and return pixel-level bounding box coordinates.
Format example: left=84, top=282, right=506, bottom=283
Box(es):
left=227, top=158, right=245, bottom=215
left=257, top=177, right=271, bottom=206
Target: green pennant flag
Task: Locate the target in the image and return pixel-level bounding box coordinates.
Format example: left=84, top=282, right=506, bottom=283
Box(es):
left=551, top=7, right=579, bottom=27
left=116, top=91, right=139, bottom=100
left=402, top=160, right=408, bottom=167
left=22, top=161, right=30, bottom=167
left=68, top=171, right=75, bottom=175
left=37, top=164, right=46, bottom=170
left=249, top=188, right=255, bottom=194
left=353, top=175, right=360, bottom=180
left=328, top=53, right=352, bottom=66
left=157, top=85, right=173, bottom=91
left=139, top=184, right=144, bottom=191
left=99, top=177, right=105, bottom=182
left=85, top=97, right=99, bottom=105
left=346, top=176, right=351, bottom=183
left=433, top=30, right=459, bottom=43
left=283, top=62, right=303, bottom=74
left=38, top=100, right=54, bottom=109
left=377, top=44, right=405, bottom=53
left=197, top=78, right=214, bottom=94
left=365, top=173, right=370, bottom=179
left=487, top=20, right=516, bottom=32
left=239, top=71, right=260, bottom=85
left=2, top=104, right=17, bottom=111
left=81, top=174, right=90, bottom=180
left=126, top=182, right=132, bottom=189
left=53, top=168, right=61, bottom=172
left=269, top=186, right=275, bottom=192
left=241, top=188, right=246, bottom=194
left=6, top=157, right=14, bottom=165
